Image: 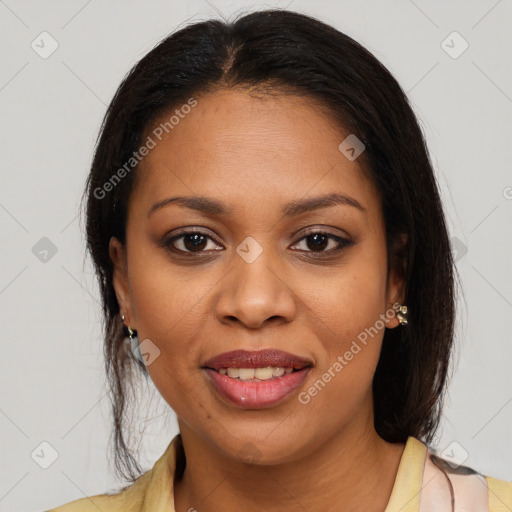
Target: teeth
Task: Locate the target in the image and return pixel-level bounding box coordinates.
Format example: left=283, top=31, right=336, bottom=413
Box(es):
left=255, top=367, right=275, bottom=380
left=219, top=366, right=296, bottom=381
left=226, top=368, right=239, bottom=378
left=239, top=368, right=255, bottom=380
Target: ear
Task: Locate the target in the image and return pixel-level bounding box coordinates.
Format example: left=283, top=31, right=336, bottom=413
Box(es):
left=109, top=236, right=134, bottom=327
left=384, top=233, right=408, bottom=329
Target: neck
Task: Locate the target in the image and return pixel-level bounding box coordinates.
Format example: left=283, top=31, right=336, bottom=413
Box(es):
left=173, top=413, right=405, bottom=512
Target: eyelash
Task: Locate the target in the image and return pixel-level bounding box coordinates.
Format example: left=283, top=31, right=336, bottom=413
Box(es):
left=161, top=228, right=353, bottom=259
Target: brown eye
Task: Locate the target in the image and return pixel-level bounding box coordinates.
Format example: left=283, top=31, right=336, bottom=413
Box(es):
left=164, top=231, right=223, bottom=254
left=304, top=232, right=330, bottom=251
left=292, top=230, right=353, bottom=255
left=181, top=233, right=208, bottom=252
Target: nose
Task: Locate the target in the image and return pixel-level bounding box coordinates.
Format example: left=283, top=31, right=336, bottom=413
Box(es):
left=214, top=248, right=297, bottom=330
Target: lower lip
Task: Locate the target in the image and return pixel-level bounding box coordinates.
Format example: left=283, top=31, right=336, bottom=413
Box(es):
left=203, top=368, right=312, bottom=409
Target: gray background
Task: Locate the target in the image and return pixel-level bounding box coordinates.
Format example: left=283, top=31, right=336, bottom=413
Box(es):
left=1, top=0, right=511, bottom=510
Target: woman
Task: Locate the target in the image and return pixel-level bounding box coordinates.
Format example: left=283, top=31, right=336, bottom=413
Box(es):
left=48, top=9, right=511, bottom=512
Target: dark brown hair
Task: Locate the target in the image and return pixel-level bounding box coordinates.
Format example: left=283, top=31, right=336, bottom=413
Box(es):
left=82, top=9, right=457, bottom=483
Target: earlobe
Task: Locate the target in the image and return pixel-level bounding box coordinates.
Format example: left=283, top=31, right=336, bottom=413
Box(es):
left=385, top=303, right=402, bottom=329
left=385, top=233, right=408, bottom=329
left=386, top=301, right=408, bottom=329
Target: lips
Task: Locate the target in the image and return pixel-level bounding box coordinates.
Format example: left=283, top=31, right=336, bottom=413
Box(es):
left=201, top=349, right=314, bottom=408
left=201, top=349, right=314, bottom=371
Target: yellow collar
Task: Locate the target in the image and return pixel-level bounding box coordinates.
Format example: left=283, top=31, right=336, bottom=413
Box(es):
left=385, top=437, right=427, bottom=512
left=142, top=434, right=426, bottom=512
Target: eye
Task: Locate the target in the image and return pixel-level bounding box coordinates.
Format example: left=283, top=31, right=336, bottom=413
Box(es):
left=291, top=229, right=353, bottom=256
left=163, top=230, right=223, bottom=254
left=161, top=227, right=353, bottom=258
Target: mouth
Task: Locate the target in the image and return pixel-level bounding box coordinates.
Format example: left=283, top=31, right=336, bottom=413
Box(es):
left=202, top=348, right=313, bottom=372
left=201, top=349, right=314, bottom=409
left=203, top=366, right=307, bottom=382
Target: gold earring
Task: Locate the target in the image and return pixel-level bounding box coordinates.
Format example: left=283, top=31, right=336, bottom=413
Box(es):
left=121, top=313, right=137, bottom=339
left=396, top=305, right=408, bottom=325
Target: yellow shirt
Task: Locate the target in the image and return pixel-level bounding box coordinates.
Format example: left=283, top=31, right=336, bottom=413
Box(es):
left=47, top=434, right=512, bottom=512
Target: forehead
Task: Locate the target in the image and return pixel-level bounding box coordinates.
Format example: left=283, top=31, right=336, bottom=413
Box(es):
left=132, top=89, right=379, bottom=220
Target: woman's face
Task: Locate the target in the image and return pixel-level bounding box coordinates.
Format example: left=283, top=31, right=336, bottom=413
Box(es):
left=110, top=89, right=405, bottom=464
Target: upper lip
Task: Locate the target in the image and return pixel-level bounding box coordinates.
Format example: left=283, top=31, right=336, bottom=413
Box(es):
left=202, top=349, right=314, bottom=370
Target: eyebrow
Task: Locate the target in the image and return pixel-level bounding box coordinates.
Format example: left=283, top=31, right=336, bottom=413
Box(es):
left=147, top=192, right=366, bottom=218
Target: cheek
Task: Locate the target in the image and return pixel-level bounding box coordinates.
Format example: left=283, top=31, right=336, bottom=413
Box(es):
left=300, top=287, right=386, bottom=429
left=307, top=240, right=388, bottom=396
left=126, top=243, right=213, bottom=365
left=312, top=242, right=388, bottom=345
left=126, top=249, right=210, bottom=411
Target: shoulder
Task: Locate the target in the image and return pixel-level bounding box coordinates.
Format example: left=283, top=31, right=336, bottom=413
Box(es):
left=45, top=471, right=152, bottom=512
left=486, top=475, right=512, bottom=511
left=45, top=434, right=182, bottom=512
left=420, top=442, right=512, bottom=512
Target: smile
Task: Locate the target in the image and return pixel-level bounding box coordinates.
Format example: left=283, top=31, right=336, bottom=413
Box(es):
left=202, top=366, right=312, bottom=409
left=216, top=366, right=295, bottom=381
